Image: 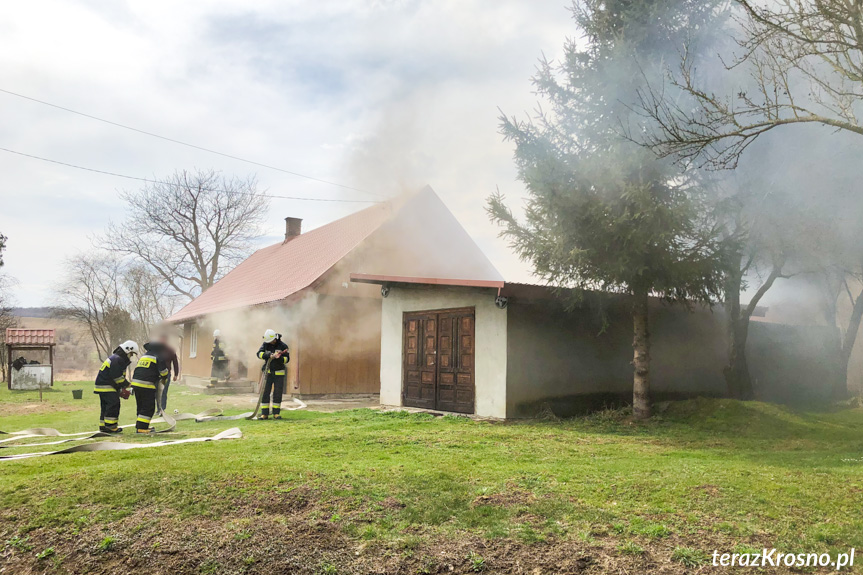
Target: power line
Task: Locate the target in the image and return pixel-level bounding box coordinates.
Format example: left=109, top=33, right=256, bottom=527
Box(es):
left=0, top=146, right=381, bottom=203
left=0, top=87, right=384, bottom=198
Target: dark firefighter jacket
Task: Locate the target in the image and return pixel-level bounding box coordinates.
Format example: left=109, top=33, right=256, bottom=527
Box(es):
left=94, top=347, right=132, bottom=393
left=257, top=338, right=289, bottom=375
left=131, top=342, right=170, bottom=389
left=211, top=338, right=228, bottom=362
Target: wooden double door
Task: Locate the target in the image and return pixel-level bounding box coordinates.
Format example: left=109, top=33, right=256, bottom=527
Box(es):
left=402, top=307, right=475, bottom=414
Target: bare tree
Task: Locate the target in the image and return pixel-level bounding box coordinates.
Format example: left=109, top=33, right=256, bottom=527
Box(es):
left=814, top=265, right=863, bottom=399
left=57, top=253, right=183, bottom=359
left=56, top=253, right=126, bottom=359
left=639, top=0, right=863, bottom=168
left=105, top=169, right=269, bottom=300
left=0, top=275, right=18, bottom=382
left=809, top=196, right=863, bottom=400
left=717, top=184, right=811, bottom=398
left=123, top=264, right=181, bottom=345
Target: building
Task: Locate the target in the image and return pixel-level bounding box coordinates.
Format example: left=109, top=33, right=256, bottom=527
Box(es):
left=166, top=186, right=502, bottom=395
left=350, top=275, right=842, bottom=418
left=169, top=186, right=843, bottom=416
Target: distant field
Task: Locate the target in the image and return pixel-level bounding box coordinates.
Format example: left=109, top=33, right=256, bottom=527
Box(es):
left=1, top=382, right=862, bottom=574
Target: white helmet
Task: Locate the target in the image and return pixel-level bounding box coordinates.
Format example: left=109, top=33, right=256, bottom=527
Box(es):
left=213, top=329, right=221, bottom=338
left=263, top=329, right=276, bottom=343
left=120, top=340, right=139, bottom=357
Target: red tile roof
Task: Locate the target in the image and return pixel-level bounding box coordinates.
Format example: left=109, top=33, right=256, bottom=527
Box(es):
left=167, top=201, right=396, bottom=322
left=166, top=186, right=503, bottom=323
left=5, top=328, right=55, bottom=346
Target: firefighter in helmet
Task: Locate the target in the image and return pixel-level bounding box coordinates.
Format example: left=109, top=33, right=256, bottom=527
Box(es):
left=94, top=340, right=138, bottom=433
left=256, top=329, right=289, bottom=419
left=131, top=340, right=170, bottom=434
left=211, top=329, right=229, bottom=380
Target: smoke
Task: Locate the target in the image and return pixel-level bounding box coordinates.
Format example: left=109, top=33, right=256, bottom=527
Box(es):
left=628, top=2, right=863, bottom=392
left=197, top=291, right=374, bottom=359
left=344, top=99, right=431, bottom=198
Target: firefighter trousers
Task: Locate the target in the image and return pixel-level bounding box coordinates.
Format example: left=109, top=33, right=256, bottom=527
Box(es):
left=211, top=359, right=230, bottom=379
left=261, top=371, right=286, bottom=416
left=134, top=387, right=157, bottom=430
left=98, top=392, right=121, bottom=428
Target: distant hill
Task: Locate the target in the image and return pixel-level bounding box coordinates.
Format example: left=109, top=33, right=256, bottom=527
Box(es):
left=10, top=307, right=58, bottom=318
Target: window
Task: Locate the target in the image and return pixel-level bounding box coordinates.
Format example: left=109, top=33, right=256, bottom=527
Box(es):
left=189, top=324, right=198, bottom=358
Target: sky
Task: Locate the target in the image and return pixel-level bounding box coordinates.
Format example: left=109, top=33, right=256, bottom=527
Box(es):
left=0, top=0, right=574, bottom=307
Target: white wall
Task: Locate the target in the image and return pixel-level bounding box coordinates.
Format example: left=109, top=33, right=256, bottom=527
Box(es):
left=10, top=365, right=53, bottom=390
left=379, top=285, right=508, bottom=418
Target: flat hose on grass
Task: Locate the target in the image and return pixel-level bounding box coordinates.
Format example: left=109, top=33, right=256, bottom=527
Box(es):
left=0, top=427, right=243, bottom=461
left=198, top=357, right=307, bottom=422
left=0, top=407, right=225, bottom=448
left=0, top=367, right=306, bottom=453
left=0, top=380, right=223, bottom=448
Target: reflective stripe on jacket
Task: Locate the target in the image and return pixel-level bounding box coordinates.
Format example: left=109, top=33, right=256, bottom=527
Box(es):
left=257, top=339, right=289, bottom=372
left=131, top=352, right=168, bottom=388
left=211, top=338, right=228, bottom=361
left=94, top=352, right=131, bottom=393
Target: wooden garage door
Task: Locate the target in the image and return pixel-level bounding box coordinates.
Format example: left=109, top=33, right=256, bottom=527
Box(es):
left=402, top=307, right=475, bottom=414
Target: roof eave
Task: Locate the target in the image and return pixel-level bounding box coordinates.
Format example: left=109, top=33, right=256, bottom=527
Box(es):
left=349, top=273, right=505, bottom=290
left=165, top=286, right=318, bottom=324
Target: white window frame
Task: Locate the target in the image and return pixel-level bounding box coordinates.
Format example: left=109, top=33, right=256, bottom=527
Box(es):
left=189, top=323, right=198, bottom=358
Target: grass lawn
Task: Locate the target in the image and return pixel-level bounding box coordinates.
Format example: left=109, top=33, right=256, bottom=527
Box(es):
left=1, top=381, right=863, bottom=574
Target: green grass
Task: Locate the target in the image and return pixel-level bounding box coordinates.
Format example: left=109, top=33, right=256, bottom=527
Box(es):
left=671, top=546, right=708, bottom=567
left=2, top=381, right=863, bottom=566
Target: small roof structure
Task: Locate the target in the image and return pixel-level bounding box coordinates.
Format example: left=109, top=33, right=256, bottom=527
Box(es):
left=5, top=328, right=55, bottom=346
left=6, top=328, right=56, bottom=389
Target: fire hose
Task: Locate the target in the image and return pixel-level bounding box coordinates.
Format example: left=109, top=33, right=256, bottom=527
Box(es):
left=0, top=348, right=308, bottom=457
left=0, top=428, right=242, bottom=461
left=0, top=367, right=305, bottom=456
left=196, top=356, right=306, bottom=421
left=0, top=407, right=224, bottom=448
left=0, top=390, right=238, bottom=459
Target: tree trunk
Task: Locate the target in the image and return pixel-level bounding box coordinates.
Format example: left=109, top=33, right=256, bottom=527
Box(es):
left=725, top=324, right=754, bottom=399
left=723, top=268, right=754, bottom=399
left=632, top=289, right=652, bottom=420
left=835, top=288, right=863, bottom=400
left=833, top=355, right=850, bottom=401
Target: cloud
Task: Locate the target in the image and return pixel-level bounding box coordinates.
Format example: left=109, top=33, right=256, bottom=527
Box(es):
left=0, top=0, right=571, bottom=305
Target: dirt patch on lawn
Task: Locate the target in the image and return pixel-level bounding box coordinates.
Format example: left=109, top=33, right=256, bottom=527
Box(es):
left=0, top=491, right=795, bottom=574
left=471, top=489, right=537, bottom=509
left=0, top=400, right=86, bottom=418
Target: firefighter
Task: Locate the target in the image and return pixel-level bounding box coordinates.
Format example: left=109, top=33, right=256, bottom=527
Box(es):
left=256, top=329, right=289, bottom=420
left=131, top=340, right=170, bottom=434
left=94, top=340, right=138, bottom=433
left=210, top=329, right=229, bottom=380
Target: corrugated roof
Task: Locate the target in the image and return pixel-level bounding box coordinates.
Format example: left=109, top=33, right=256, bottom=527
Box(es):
left=166, top=186, right=503, bottom=323
left=5, top=328, right=55, bottom=345
left=167, top=201, right=395, bottom=323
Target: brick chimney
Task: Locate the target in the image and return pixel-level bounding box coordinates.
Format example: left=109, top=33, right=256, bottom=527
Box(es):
left=284, top=217, right=303, bottom=241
